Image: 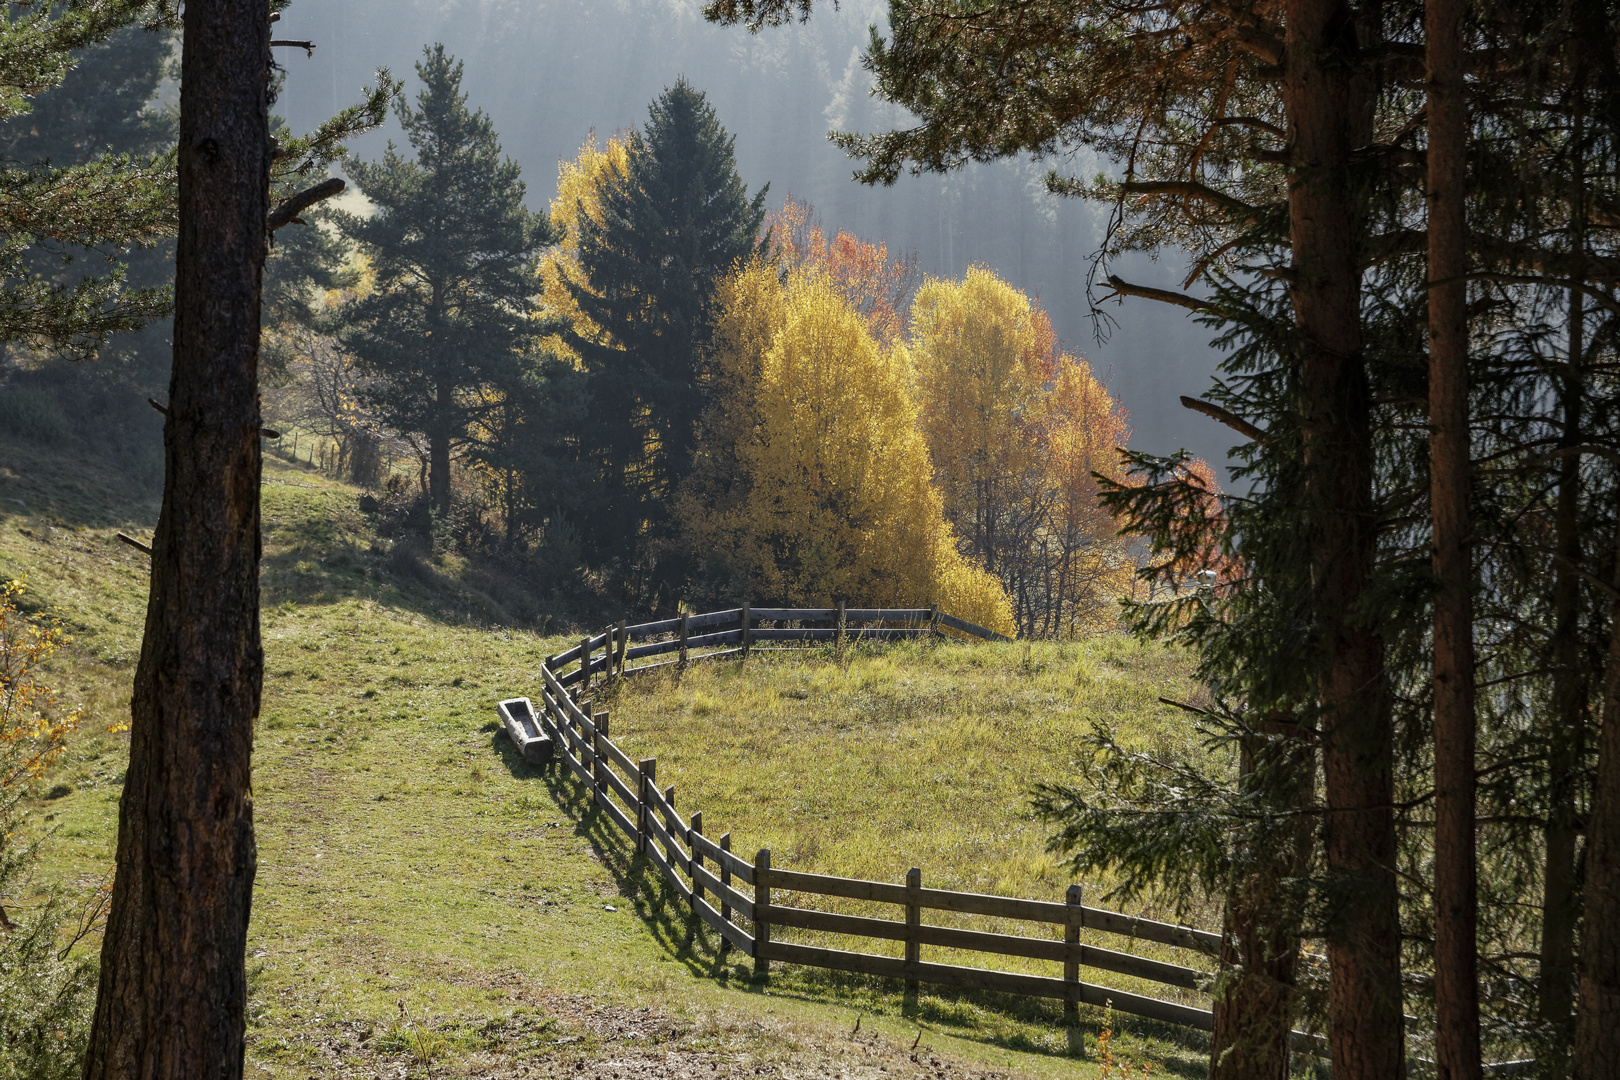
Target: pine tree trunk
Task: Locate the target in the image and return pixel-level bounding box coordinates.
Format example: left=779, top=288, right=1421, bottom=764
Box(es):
left=1543, top=111, right=1588, bottom=1072
left=431, top=382, right=452, bottom=517
left=1573, top=517, right=1620, bottom=1079
left=1426, top=0, right=1482, bottom=1073
left=82, top=1, right=269, bottom=1076
left=1209, top=717, right=1315, bottom=1080
left=1281, top=1, right=1405, bottom=1076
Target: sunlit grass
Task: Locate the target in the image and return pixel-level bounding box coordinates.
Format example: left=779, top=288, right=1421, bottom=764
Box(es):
left=1, top=436, right=1218, bottom=1078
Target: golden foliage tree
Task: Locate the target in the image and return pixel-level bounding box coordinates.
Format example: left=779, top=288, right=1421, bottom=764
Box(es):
left=909, top=267, right=1133, bottom=637
left=681, top=261, right=1013, bottom=633
left=538, top=133, right=631, bottom=366
left=765, top=197, right=917, bottom=346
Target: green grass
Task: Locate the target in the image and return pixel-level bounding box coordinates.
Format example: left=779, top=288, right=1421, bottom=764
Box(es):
left=2, top=435, right=1218, bottom=1079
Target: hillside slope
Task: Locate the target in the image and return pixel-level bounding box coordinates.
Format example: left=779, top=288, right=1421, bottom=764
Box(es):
left=2, top=439, right=1209, bottom=1080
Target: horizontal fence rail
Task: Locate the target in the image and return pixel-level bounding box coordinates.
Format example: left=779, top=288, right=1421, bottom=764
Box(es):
left=493, top=606, right=1544, bottom=1073
left=496, top=606, right=1288, bottom=1046
left=544, top=602, right=1012, bottom=686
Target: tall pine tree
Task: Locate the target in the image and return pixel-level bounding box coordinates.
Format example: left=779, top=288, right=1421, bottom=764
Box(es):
left=337, top=45, right=554, bottom=516
left=565, top=78, right=766, bottom=597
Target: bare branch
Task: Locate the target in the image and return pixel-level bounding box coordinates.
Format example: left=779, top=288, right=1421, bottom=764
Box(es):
left=1104, top=274, right=1212, bottom=312
left=267, top=177, right=345, bottom=233
left=1180, top=396, right=1269, bottom=441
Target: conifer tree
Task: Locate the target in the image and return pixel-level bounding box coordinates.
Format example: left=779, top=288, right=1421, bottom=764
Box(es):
left=565, top=79, right=767, bottom=589
left=337, top=45, right=554, bottom=515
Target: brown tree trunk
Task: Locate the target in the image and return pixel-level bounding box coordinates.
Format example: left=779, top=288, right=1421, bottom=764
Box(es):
left=431, top=382, right=452, bottom=517
left=1426, top=0, right=1482, bottom=1074
left=82, top=1, right=269, bottom=1077
left=1542, top=111, right=1588, bottom=1074
left=1281, top=1, right=1405, bottom=1077
left=1573, top=512, right=1620, bottom=1079
left=1209, top=717, right=1315, bottom=1080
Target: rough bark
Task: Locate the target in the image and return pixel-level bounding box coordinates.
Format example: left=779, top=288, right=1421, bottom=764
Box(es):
left=431, top=382, right=452, bottom=517
left=1281, top=0, right=1405, bottom=1076
left=1426, top=0, right=1481, bottom=1074
left=1209, top=718, right=1316, bottom=1080
left=81, top=1, right=269, bottom=1077
left=1573, top=500, right=1620, bottom=1078
left=1542, top=112, right=1588, bottom=1073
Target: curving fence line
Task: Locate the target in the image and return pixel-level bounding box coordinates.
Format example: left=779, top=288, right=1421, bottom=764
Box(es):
left=493, top=606, right=1545, bottom=1073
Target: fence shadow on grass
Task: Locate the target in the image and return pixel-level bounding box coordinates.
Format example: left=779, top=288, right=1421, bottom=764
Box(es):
left=494, top=728, right=1210, bottom=1076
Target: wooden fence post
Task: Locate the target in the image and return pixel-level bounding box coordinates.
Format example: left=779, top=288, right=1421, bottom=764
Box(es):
left=836, top=600, right=846, bottom=653
left=591, top=709, right=608, bottom=804
left=636, top=758, right=656, bottom=856
left=928, top=605, right=939, bottom=641
left=754, top=848, right=771, bottom=979
left=719, top=832, right=733, bottom=958
left=580, top=636, right=591, bottom=693
left=690, top=810, right=704, bottom=919
left=1064, top=884, right=1083, bottom=1025
left=614, top=619, right=629, bottom=679
left=678, top=612, right=690, bottom=669
left=904, top=867, right=921, bottom=1011
left=741, top=601, right=752, bottom=660
left=663, top=784, right=677, bottom=866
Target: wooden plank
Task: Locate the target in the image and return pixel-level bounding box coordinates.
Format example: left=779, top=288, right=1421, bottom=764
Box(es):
left=691, top=647, right=745, bottom=663
left=1082, top=907, right=1222, bottom=954
left=750, top=627, right=837, bottom=642
left=646, top=841, right=692, bottom=901
left=597, top=790, right=636, bottom=839
left=596, top=731, right=639, bottom=777
left=684, top=608, right=743, bottom=632
left=691, top=862, right=754, bottom=920
left=936, top=611, right=1015, bottom=643
left=694, top=895, right=755, bottom=957
left=597, top=761, right=638, bottom=809
left=768, top=904, right=905, bottom=942
left=1076, top=982, right=1213, bottom=1031
left=623, top=658, right=682, bottom=678
left=643, top=811, right=691, bottom=875
left=755, top=943, right=1212, bottom=1030
left=688, top=830, right=756, bottom=884
left=624, top=616, right=682, bottom=640
left=624, top=638, right=681, bottom=662
left=843, top=608, right=932, bottom=622
left=749, top=608, right=835, bottom=622
left=546, top=645, right=581, bottom=667
left=685, top=629, right=744, bottom=649
left=764, top=867, right=1072, bottom=923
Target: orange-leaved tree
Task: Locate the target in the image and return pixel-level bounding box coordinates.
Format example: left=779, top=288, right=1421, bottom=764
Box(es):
left=680, top=259, right=1013, bottom=633
left=766, top=196, right=917, bottom=346
left=908, top=266, right=1133, bottom=637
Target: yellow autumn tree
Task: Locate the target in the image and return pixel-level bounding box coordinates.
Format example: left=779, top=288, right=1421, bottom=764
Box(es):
left=909, top=266, right=1133, bottom=637
left=538, top=133, right=631, bottom=366
left=680, top=261, right=1013, bottom=634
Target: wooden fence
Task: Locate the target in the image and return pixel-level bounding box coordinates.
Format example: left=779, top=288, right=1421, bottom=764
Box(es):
left=493, top=608, right=1552, bottom=1074
left=495, top=604, right=1252, bottom=1041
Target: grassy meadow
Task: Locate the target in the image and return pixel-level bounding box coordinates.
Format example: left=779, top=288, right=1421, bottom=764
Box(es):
left=0, top=435, right=1225, bottom=1079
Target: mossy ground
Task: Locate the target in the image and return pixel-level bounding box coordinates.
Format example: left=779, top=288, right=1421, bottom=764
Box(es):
left=1, top=436, right=1218, bottom=1079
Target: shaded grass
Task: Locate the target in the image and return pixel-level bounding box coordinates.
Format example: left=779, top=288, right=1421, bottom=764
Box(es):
left=7, top=436, right=1216, bottom=1078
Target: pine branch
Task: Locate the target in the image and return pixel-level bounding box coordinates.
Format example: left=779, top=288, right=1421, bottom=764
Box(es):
left=267, top=177, right=344, bottom=232
left=1103, top=274, right=1211, bottom=312
left=1180, top=395, right=1268, bottom=441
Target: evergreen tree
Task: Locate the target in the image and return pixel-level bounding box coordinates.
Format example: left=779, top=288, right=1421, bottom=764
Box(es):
left=337, top=45, right=555, bottom=515
left=566, top=78, right=766, bottom=593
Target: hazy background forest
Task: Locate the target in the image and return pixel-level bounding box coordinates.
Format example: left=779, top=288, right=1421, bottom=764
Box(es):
left=271, top=0, right=1231, bottom=470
